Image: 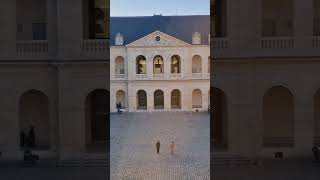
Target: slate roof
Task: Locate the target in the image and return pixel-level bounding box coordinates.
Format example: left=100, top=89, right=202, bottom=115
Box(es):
left=110, top=15, right=210, bottom=46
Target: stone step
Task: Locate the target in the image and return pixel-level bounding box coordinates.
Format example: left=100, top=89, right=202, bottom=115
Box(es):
left=57, top=159, right=109, bottom=167
left=211, top=154, right=252, bottom=165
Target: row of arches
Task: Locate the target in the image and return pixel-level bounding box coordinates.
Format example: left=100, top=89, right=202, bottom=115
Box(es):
left=212, top=85, right=320, bottom=150
left=19, top=89, right=109, bottom=152
left=116, top=89, right=208, bottom=110
left=115, top=55, right=210, bottom=75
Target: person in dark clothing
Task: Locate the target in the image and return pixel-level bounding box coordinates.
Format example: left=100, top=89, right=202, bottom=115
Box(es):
left=28, top=126, right=35, bottom=148
left=156, top=140, right=160, bottom=154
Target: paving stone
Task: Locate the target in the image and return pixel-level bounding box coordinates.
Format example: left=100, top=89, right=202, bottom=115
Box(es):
left=110, top=112, right=210, bottom=180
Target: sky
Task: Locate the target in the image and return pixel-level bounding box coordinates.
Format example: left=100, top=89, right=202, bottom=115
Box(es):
left=110, top=0, right=210, bottom=17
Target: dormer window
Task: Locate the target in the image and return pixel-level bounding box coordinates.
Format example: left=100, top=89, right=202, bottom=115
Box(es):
left=115, top=33, right=124, bottom=45
left=192, top=32, right=201, bottom=44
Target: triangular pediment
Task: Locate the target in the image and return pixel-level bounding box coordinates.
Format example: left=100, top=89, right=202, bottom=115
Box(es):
left=126, top=30, right=191, bottom=47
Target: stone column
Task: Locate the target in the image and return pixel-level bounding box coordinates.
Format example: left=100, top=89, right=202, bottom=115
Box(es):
left=147, top=90, right=154, bottom=111
left=164, top=90, right=171, bottom=111
left=294, top=95, right=314, bottom=157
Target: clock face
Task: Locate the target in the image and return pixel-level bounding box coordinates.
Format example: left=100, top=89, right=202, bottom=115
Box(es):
left=155, top=36, right=161, bottom=42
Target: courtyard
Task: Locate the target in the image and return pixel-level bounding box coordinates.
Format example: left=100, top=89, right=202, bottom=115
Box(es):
left=110, top=112, right=210, bottom=180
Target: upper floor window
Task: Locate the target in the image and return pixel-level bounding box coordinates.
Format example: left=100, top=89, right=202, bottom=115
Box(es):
left=314, top=0, right=320, bottom=36
left=153, top=55, right=164, bottom=74
left=83, top=0, right=109, bottom=39
left=192, top=55, right=202, bottom=73
left=115, top=56, right=125, bottom=74
left=262, top=0, right=294, bottom=37
left=136, top=55, right=147, bottom=74
left=212, top=0, right=227, bottom=37
left=16, top=0, right=47, bottom=40
left=171, top=55, right=181, bottom=74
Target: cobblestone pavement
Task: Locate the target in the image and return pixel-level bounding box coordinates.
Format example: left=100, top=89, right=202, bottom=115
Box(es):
left=110, top=112, right=210, bottom=180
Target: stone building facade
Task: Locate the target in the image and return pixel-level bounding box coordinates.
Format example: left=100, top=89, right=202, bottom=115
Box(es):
left=110, top=16, right=210, bottom=112
left=0, top=0, right=109, bottom=160
left=212, top=0, right=320, bottom=159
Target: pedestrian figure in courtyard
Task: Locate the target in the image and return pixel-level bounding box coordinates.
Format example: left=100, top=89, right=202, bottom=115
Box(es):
left=170, top=142, right=176, bottom=155
left=156, top=140, right=160, bottom=153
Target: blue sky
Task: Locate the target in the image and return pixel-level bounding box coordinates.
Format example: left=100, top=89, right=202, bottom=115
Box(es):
left=110, top=0, right=210, bottom=17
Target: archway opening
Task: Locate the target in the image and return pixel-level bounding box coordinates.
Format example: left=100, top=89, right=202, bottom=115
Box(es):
left=153, top=55, right=164, bottom=74
left=154, top=90, right=164, bottom=109
left=19, top=90, right=50, bottom=150
left=116, top=90, right=126, bottom=109
left=211, top=87, right=228, bottom=150
left=171, top=89, right=181, bottom=109
left=137, top=90, right=147, bottom=110
left=192, top=55, right=202, bottom=73
left=192, top=89, right=202, bottom=108
left=263, top=86, right=294, bottom=148
left=136, top=55, right=146, bottom=74
left=85, top=89, right=109, bottom=153
left=115, top=56, right=125, bottom=75
left=171, top=55, right=181, bottom=74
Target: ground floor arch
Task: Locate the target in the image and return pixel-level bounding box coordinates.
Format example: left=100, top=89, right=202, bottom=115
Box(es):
left=85, top=89, right=109, bottom=152
left=116, top=90, right=126, bottom=109
left=137, top=90, right=147, bottom=110
left=211, top=87, right=228, bottom=150
left=171, top=89, right=181, bottom=109
left=263, top=86, right=294, bottom=148
left=154, top=89, right=164, bottom=109
left=19, top=89, right=50, bottom=150
left=192, top=89, right=202, bottom=108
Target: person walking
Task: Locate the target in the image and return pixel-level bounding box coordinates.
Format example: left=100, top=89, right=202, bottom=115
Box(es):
left=170, top=142, right=176, bottom=155
left=156, top=140, right=160, bottom=153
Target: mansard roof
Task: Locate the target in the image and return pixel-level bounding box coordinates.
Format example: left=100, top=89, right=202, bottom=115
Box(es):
left=110, top=15, right=210, bottom=46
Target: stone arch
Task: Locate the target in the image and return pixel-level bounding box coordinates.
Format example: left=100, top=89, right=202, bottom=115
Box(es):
left=192, top=89, right=202, bottom=108
left=192, top=55, right=202, bottom=73
left=115, top=56, right=125, bottom=75
left=211, top=87, right=228, bottom=149
left=154, top=89, right=164, bottom=109
left=136, top=55, right=147, bottom=74
left=116, top=90, right=126, bottom=109
left=19, top=89, right=50, bottom=150
left=153, top=55, right=164, bottom=74
left=137, top=90, right=147, bottom=110
left=171, top=55, right=181, bottom=74
left=171, top=89, right=181, bottom=109
left=85, top=89, right=109, bottom=152
left=263, top=86, right=294, bottom=147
